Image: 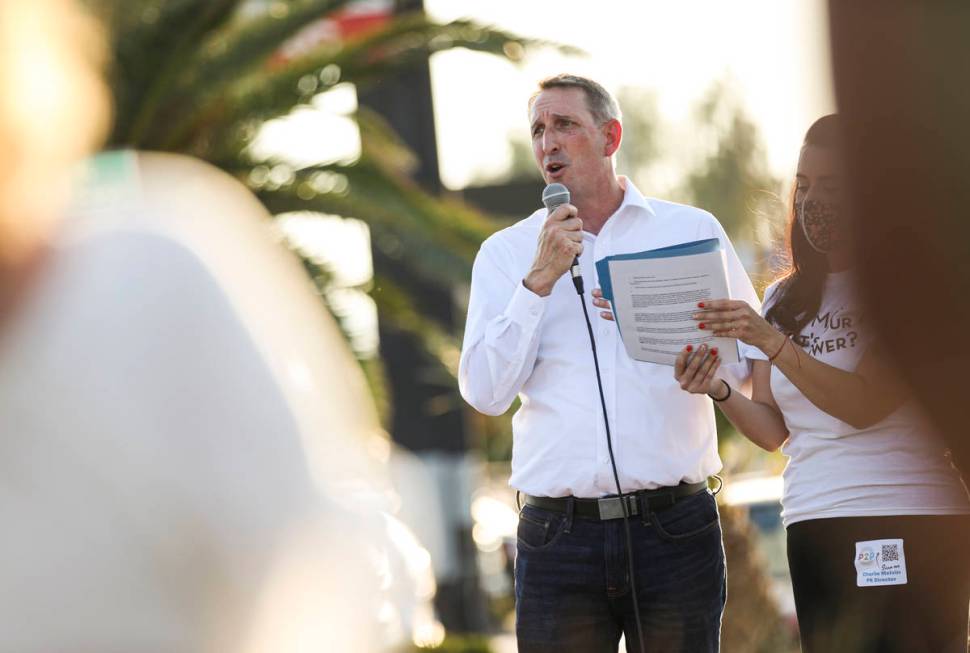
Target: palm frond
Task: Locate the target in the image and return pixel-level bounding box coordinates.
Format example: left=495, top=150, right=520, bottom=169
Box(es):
left=156, top=15, right=576, bottom=152
left=100, top=0, right=242, bottom=145
left=260, top=155, right=498, bottom=261
left=354, top=105, right=419, bottom=175
left=140, top=0, right=358, bottom=149
left=370, top=272, right=461, bottom=381
left=235, top=14, right=572, bottom=123
left=183, top=0, right=354, bottom=90
left=257, top=170, right=472, bottom=291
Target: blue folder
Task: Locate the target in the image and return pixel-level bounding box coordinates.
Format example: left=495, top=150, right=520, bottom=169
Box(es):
left=595, top=238, right=722, bottom=301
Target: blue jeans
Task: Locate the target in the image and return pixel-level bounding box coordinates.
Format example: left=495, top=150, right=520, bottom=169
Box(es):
left=515, top=490, right=726, bottom=653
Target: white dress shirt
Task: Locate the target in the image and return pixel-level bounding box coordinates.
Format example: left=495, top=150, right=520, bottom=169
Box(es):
left=459, top=178, right=760, bottom=498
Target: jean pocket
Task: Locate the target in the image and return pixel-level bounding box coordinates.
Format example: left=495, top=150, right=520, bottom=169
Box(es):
left=650, top=491, right=720, bottom=542
left=517, top=505, right=567, bottom=551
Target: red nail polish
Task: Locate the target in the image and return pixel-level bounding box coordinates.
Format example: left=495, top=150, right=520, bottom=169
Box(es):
left=686, top=345, right=693, bottom=352
left=711, top=348, right=718, bottom=356
left=698, top=323, right=706, bottom=330
left=697, top=302, right=705, bottom=308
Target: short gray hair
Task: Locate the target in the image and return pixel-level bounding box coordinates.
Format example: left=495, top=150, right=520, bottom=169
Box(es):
left=528, top=74, right=622, bottom=125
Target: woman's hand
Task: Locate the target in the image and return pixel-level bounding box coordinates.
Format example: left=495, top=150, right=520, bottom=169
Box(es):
left=591, top=288, right=614, bottom=321
left=674, top=344, right=724, bottom=396
left=694, top=299, right=784, bottom=353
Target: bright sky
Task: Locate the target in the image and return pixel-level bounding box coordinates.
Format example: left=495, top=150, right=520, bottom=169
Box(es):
left=426, top=0, right=836, bottom=189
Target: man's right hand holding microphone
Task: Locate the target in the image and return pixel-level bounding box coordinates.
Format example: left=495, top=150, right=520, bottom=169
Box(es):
left=523, top=203, right=582, bottom=297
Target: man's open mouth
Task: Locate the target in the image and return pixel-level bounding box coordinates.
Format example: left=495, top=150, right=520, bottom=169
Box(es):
left=545, top=162, right=567, bottom=175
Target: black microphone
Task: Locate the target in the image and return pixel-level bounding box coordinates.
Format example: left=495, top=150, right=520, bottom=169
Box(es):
left=541, top=183, right=584, bottom=294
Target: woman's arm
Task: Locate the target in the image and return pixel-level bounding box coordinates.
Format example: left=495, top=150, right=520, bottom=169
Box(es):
left=674, top=348, right=789, bottom=452
left=698, top=300, right=908, bottom=429
left=767, top=338, right=906, bottom=429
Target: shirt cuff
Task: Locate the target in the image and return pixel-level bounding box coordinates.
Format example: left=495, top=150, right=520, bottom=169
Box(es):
left=507, top=279, right=548, bottom=331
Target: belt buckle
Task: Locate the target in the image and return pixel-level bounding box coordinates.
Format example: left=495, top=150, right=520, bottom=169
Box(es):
left=597, top=495, right=636, bottom=520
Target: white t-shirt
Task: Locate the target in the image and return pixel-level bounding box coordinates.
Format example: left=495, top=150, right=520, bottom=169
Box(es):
left=751, top=271, right=969, bottom=526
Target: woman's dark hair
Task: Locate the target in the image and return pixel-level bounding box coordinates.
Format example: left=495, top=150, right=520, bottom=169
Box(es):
left=764, top=114, right=841, bottom=336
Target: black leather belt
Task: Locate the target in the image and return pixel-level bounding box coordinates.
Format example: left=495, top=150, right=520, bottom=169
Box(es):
left=524, top=480, right=709, bottom=521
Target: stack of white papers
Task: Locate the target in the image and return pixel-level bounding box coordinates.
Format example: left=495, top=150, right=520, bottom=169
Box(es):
left=596, top=238, right=739, bottom=366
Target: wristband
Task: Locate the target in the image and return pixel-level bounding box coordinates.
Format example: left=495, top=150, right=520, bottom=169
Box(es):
left=708, top=379, right=731, bottom=402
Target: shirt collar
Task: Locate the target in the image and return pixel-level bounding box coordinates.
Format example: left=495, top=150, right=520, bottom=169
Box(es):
left=616, top=176, right=656, bottom=218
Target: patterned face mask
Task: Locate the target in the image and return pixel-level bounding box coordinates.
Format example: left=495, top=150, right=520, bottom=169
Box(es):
left=797, top=198, right=843, bottom=254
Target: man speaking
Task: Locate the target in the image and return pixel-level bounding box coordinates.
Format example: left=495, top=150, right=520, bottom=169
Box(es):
left=459, top=74, right=760, bottom=652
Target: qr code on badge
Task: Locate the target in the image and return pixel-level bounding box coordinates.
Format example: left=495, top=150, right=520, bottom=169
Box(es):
left=882, top=543, right=900, bottom=562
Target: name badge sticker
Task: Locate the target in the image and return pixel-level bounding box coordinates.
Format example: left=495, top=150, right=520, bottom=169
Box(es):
left=855, top=538, right=907, bottom=587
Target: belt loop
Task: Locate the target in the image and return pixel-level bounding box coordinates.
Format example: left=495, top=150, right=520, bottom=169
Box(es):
left=710, top=475, right=723, bottom=496
left=637, top=492, right=649, bottom=526
left=515, top=490, right=522, bottom=513
left=563, top=496, right=574, bottom=533
left=666, top=487, right=678, bottom=512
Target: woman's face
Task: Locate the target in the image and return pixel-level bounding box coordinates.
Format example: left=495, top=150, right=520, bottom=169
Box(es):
left=795, top=144, right=847, bottom=254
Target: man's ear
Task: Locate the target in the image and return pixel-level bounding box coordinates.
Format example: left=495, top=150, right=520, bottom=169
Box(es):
left=603, top=119, right=622, bottom=157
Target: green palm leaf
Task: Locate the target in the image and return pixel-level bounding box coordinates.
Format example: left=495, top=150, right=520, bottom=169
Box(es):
left=256, top=159, right=481, bottom=290
left=152, top=14, right=575, bottom=153
left=138, top=0, right=356, bottom=149
left=370, top=272, right=461, bottom=381
left=102, top=0, right=242, bottom=145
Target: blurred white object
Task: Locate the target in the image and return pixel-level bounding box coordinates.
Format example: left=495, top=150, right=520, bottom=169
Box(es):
left=0, top=151, right=435, bottom=651
left=720, top=474, right=785, bottom=507
left=470, top=481, right=518, bottom=602
left=720, top=473, right=797, bottom=628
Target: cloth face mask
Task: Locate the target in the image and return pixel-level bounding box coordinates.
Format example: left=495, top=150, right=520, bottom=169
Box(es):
left=797, top=198, right=843, bottom=254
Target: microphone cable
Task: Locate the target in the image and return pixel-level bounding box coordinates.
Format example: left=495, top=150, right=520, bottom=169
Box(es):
left=572, top=273, right=647, bottom=653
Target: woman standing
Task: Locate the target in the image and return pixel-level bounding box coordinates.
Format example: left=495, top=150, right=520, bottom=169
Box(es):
left=595, top=115, right=970, bottom=652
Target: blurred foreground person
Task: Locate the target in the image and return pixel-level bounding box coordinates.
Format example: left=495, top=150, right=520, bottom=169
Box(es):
left=653, top=115, right=970, bottom=652
left=0, top=0, right=109, bottom=321
left=0, top=2, right=434, bottom=651
left=829, top=1, right=970, bottom=481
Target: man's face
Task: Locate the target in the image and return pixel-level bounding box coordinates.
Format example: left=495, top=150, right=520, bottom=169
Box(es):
left=530, top=87, right=609, bottom=194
